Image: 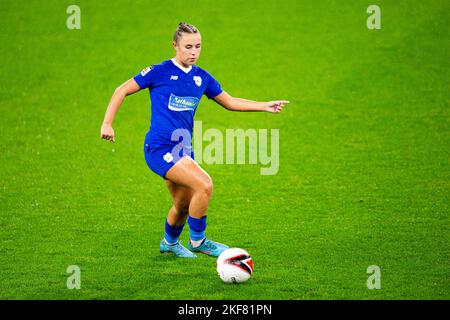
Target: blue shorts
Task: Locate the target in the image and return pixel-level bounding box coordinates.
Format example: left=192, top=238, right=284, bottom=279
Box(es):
left=144, top=136, right=194, bottom=179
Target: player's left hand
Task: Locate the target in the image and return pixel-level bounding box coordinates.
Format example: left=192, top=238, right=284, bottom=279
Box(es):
left=265, top=100, right=290, bottom=113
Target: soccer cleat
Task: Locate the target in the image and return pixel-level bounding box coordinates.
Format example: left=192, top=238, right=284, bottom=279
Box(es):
left=160, top=240, right=197, bottom=258
left=188, top=238, right=229, bottom=257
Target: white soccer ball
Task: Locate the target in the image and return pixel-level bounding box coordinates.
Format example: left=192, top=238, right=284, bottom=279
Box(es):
left=216, top=248, right=253, bottom=284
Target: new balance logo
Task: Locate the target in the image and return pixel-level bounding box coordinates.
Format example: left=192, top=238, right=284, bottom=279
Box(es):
left=170, top=75, right=178, bottom=80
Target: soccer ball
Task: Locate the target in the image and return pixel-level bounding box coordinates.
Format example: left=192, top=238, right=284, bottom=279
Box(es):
left=216, top=248, right=253, bottom=284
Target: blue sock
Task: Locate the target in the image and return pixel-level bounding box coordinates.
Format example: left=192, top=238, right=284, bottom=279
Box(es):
left=164, top=220, right=185, bottom=245
left=188, top=215, right=207, bottom=241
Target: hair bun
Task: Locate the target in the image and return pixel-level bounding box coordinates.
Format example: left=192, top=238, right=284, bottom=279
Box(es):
left=173, top=22, right=199, bottom=43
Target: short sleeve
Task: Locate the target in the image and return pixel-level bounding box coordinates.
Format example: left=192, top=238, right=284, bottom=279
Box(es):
left=204, top=73, right=223, bottom=99
left=133, top=65, right=157, bottom=89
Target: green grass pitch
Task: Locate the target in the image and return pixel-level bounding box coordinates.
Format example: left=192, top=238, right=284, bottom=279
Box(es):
left=1, top=0, right=449, bottom=299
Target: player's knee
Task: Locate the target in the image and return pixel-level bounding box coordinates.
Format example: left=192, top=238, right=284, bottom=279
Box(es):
left=197, top=178, right=213, bottom=199
left=174, top=202, right=190, bottom=215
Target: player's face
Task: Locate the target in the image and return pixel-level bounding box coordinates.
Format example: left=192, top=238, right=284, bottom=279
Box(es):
left=173, top=33, right=202, bottom=67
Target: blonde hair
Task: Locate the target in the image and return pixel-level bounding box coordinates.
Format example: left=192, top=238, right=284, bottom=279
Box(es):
left=173, top=22, right=199, bottom=43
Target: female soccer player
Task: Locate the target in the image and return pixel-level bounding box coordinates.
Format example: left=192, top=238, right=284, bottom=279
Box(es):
left=101, top=22, right=289, bottom=258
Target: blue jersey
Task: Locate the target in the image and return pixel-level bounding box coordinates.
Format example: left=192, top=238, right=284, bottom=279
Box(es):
left=133, top=59, right=223, bottom=147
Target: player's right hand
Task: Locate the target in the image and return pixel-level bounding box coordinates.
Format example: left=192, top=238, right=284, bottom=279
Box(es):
left=101, top=123, right=115, bottom=143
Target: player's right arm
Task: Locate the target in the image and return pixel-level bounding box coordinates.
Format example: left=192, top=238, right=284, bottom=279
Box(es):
left=101, top=78, right=141, bottom=143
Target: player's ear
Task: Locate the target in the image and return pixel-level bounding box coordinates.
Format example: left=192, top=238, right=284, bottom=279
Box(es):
left=172, top=40, right=177, bottom=49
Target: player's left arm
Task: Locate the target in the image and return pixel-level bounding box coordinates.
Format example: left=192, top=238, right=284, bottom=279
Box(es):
left=213, top=91, right=289, bottom=113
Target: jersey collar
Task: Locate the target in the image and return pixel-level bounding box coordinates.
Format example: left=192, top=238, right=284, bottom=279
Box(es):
left=171, top=58, right=192, bottom=74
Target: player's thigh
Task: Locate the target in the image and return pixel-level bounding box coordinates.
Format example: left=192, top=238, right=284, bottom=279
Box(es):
left=165, top=156, right=213, bottom=193
left=165, top=180, right=193, bottom=213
